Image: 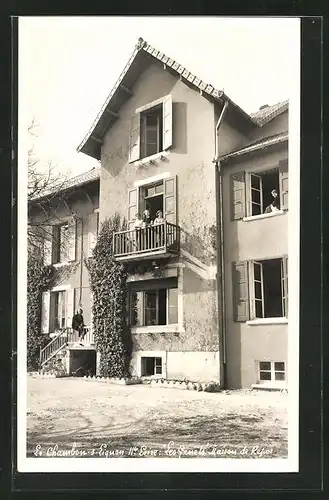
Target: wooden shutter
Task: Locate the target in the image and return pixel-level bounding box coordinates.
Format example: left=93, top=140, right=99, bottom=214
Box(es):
left=43, top=226, right=52, bottom=266
left=88, top=213, right=98, bottom=257
left=281, top=255, right=288, bottom=318
left=66, top=288, right=75, bottom=329
left=279, top=159, right=288, bottom=210
left=230, top=172, right=246, bottom=220
left=67, top=219, right=77, bottom=261
left=128, top=113, right=141, bottom=163
left=127, top=188, right=138, bottom=231
left=41, top=291, right=50, bottom=333
left=163, top=175, right=177, bottom=224
left=162, top=94, right=173, bottom=150
left=232, top=261, right=250, bottom=322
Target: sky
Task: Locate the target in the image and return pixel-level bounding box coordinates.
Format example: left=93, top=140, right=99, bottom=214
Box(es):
left=19, top=17, right=300, bottom=178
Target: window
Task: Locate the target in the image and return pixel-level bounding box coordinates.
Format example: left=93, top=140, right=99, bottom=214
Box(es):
left=47, top=219, right=77, bottom=264
left=50, top=290, right=67, bottom=331
left=129, top=280, right=178, bottom=327
left=232, top=257, right=288, bottom=322
left=52, top=222, right=69, bottom=264
left=127, top=175, right=177, bottom=230
left=141, top=106, right=163, bottom=158
left=141, top=357, right=163, bottom=376
left=230, top=159, right=288, bottom=220
left=128, top=94, right=172, bottom=163
left=258, top=361, right=286, bottom=384
left=88, top=211, right=99, bottom=257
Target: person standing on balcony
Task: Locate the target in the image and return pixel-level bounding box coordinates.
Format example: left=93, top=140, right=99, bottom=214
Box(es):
left=134, top=213, right=143, bottom=251
left=72, top=308, right=85, bottom=346
left=154, top=210, right=165, bottom=247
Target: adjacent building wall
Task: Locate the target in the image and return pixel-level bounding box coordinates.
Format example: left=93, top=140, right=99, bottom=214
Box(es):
left=221, top=146, right=288, bottom=388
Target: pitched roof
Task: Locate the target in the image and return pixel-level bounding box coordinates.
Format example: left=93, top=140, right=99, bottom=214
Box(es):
left=250, top=100, right=289, bottom=127
left=29, top=167, right=100, bottom=203
left=219, top=131, right=288, bottom=162
left=77, top=37, right=257, bottom=160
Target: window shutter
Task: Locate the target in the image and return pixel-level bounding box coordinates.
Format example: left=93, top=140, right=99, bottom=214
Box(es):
left=230, top=172, right=246, bottom=220
left=279, top=159, right=288, bottom=210
left=127, top=188, right=138, bottom=231
left=41, top=291, right=50, bottom=333
left=128, top=113, right=141, bottom=163
left=162, top=94, right=173, bottom=150
left=281, top=255, right=288, bottom=318
left=232, top=261, right=250, bottom=322
left=88, top=213, right=98, bottom=257
left=43, top=226, right=52, bottom=266
left=67, top=219, right=77, bottom=261
left=66, top=288, right=75, bottom=329
left=163, top=175, right=177, bottom=224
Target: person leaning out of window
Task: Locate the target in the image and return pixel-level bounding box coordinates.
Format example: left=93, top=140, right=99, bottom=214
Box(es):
left=264, top=189, right=280, bottom=214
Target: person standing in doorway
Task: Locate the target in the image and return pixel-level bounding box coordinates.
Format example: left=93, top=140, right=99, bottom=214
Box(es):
left=72, top=308, right=85, bottom=346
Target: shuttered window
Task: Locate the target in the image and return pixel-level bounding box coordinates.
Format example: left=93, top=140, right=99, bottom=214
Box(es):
left=230, top=160, right=288, bottom=219
left=129, top=94, right=173, bottom=163
left=232, top=257, right=288, bottom=322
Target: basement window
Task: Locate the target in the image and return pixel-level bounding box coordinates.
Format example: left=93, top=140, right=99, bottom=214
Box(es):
left=258, top=361, right=286, bottom=384
left=141, top=356, right=163, bottom=376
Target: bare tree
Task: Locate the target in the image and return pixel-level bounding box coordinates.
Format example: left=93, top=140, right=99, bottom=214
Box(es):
left=27, top=119, right=71, bottom=253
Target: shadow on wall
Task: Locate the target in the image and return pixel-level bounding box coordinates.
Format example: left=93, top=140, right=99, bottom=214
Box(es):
left=180, top=226, right=217, bottom=267
left=172, top=102, right=187, bottom=155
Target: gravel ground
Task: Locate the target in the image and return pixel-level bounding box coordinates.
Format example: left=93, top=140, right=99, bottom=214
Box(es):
left=27, top=377, right=288, bottom=459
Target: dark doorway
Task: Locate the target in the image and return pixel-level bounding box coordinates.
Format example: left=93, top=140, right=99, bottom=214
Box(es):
left=70, top=349, right=96, bottom=377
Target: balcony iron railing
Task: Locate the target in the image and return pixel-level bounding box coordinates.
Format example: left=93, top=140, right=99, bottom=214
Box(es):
left=113, top=221, right=180, bottom=261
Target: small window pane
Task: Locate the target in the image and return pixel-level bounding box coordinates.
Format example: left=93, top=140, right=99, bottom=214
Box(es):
left=165, top=179, right=174, bottom=194
left=252, top=203, right=262, bottom=216
left=275, top=372, right=285, bottom=381
left=255, top=281, right=262, bottom=300
left=155, top=183, right=163, bottom=194
left=155, top=357, right=162, bottom=367
left=146, top=143, right=158, bottom=157
left=274, top=362, right=285, bottom=371
left=254, top=263, right=262, bottom=281
left=145, top=291, right=157, bottom=326
left=155, top=365, right=162, bottom=374
left=251, top=175, right=261, bottom=190
left=260, top=371, right=271, bottom=381
left=252, top=189, right=261, bottom=204
left=259, top=361, right=271, bottom=371
left=255, top=300, right=263, bottom=318
left=147, top=186, right=155, bottom=197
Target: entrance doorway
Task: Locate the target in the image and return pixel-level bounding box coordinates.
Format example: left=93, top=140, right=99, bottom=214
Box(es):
left=69, top=349, right=96, bottom=377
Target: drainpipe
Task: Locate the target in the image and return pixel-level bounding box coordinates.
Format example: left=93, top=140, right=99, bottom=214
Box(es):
left=214, top=100, right=228, bottom=389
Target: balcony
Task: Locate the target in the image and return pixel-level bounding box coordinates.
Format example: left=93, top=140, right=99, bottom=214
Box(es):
left=113, top=222, right=180, bottom=262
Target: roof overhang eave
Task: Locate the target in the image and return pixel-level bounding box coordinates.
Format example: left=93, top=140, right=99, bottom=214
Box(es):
left=219, top=134, right=288, bottom=163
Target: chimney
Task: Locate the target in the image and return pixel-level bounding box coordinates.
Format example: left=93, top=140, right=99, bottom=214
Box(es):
left=259, top=104, right=270, bottom=110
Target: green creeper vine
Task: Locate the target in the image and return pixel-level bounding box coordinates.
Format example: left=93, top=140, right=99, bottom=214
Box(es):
left=85, top=214, right=132, bottom=378
left=27, top=249, right=55, bottom=371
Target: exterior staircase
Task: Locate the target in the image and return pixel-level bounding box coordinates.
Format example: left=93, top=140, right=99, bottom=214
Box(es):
left=39, top=326, right=94, bottom=368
